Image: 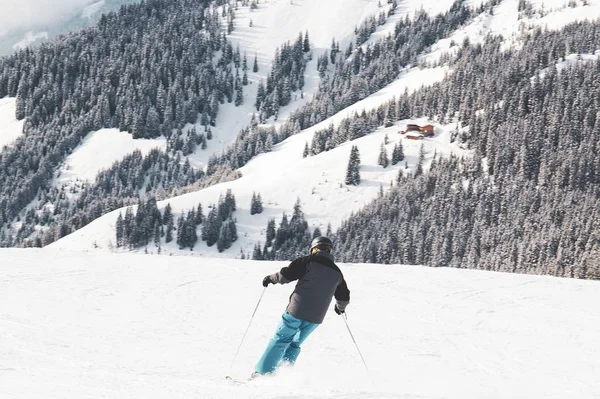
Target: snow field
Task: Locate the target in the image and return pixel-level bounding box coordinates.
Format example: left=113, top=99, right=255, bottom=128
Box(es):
left=0, top=249, right=599, bottom=398
left=53, top=128, right=166, bottom=193
left=0, top=97, right=24, bottom=152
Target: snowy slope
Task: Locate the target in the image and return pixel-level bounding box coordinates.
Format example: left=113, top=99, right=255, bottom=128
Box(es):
left=188, top=0, right=477, bottom=173
left=21, top=0, right=600, bottom=254
left=53, top=128, right=166, bottom=194
left=0, top=98, right=24, bottom=152
left=185, top=0, right=395, bottom=171
left=1, top=249, right=599, bottom=398
left=50, top=64, right=462, bottom=255
left=35, top=0, right=414, bottom=201
left=425, top=0, right=600, bottom=64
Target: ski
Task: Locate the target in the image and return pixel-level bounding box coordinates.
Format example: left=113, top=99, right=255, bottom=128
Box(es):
left=225, top=376, right=247, bottom=385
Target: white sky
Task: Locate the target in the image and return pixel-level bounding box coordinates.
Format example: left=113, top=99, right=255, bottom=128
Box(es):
left=0, top=0, right=93, bottom=36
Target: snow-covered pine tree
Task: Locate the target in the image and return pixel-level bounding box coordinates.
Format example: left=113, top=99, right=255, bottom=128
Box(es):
left=378, top=143, right=389, bottom=168
left=391, top=142, right=404, bottom=165
left=345, top=145, right=361, bottom=185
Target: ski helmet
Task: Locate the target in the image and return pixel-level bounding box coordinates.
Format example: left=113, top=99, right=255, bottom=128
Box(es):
left=310, top=236, right=333, bottom=252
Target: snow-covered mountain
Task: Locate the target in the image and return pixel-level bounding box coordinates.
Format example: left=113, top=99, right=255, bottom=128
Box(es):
left=1, top=249, right=599, bottom=398
left=1, top=0, right=600, bottom=274
left=0, top=0, right=140, bottom=56
left=44, top=0, right=600, bottom=258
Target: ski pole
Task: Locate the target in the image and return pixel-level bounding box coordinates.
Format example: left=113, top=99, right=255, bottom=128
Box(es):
left=228, top=286, right=267, bottom=371
left=342, top=312, right=371, bottom=375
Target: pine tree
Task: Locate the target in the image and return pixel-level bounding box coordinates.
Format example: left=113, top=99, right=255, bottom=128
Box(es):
left=250, top=193, right=257, bottom=215
left=391, top=142, right=404, bottom=165
left=303, top=31, right=310, bottom=52
left=217, top=221, right=230, bottom=252
left=176, top=215, right=185, bottom=248
left=313, top=227, right=322, bottom=238
left=185, top=210, right=198, bottom=249
left=255, top=193, right=263, bottom=214
left=153, top=221, right=161, bottom=246
left=235, top=78, right=244, bottom=106
left=253, top=54, right=259, bottom=72
left=252, top=242, right=263, bottom=260
left=265, top=218, right=276, bottom=247
left=202, top=206, right=220, bottom=247
left=415, top=143, right=425, bottom=177
left=256, top=81, right=265, bottom=110
left=303, top=142, right=309, bottom=158
left=378, top=143, right=389, bottom=168
left=166, top=218, right=174, bottom=243
left=116, top=213, right=124, bottom=247
left=217, top=217, right=237, bottom=252
left=162, top=203, right=173, bottom=225
left=195, top=203, right=204, bottom=225
left=225, top=189, right=236, bottom=213
left=345, top=145, right=361, bottom=185
left=250, top=192, right=264, bottom=215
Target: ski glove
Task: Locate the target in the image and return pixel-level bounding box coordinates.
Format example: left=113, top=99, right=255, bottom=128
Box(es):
left=262, top=275, right=273, bottom=287
left=334, top=304, right=345, bottom=315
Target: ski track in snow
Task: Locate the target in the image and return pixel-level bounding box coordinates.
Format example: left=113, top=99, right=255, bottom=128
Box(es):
left=0, top=250, right=599, bottom=398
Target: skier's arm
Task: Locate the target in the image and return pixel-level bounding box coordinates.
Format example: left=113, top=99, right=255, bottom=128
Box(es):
left=268, top=256, right=310, bottom=284
left=334, top=279, right=350, bottom=312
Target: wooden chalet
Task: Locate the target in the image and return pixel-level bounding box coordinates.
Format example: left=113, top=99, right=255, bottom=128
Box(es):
left=405, top=132, right=423, bottom=140
left=420, top=124, right=435, bottom=137
left=399, top=123, right=435, bottom=137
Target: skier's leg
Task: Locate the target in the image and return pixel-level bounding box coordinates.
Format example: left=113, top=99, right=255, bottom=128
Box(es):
left=255, top=311, right=301, bottom=374
left=282, top=320, right=318, bottom=364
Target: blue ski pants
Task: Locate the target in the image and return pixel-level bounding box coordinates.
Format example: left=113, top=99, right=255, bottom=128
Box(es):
left=255, top=311, right=319, bottom=374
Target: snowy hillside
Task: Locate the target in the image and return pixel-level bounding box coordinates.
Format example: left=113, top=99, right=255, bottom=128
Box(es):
left=4, top=0, right=600, bottom=257
left=46, top=0, right=463, bottom=254
left=0, top=0, right=140, bottom=56
left=0, top=98, right=24, bottom=151
left=47, top=0, right=600, bottom=256
left=50, top=115, right=465, bottom=256
left=53, top=128, right=166, bottom=198
left=1, top=249, right=599, bottom=398
left=181, top=0, right=393, bottom=171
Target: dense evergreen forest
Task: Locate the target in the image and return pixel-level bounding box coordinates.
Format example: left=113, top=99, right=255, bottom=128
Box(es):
left=0, top=0, right=478, bottom=247
left=261, top=20, right=600, bottom=279
left=0, top=0, right=251, bottom=246
left=115, top=189, right=238, bottom=252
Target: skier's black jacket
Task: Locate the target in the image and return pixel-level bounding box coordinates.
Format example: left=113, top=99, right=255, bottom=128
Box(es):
left=268, top=251, right=350, bottom=324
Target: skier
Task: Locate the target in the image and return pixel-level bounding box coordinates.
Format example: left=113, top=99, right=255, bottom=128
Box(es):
left=254, top=236, right=350, bottom=376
